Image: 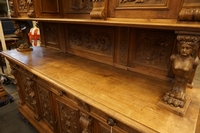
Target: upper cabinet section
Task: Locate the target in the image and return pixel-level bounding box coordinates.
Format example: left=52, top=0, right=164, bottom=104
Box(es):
left=109, top=0, right=184, bottom=19
left=8, top=0, right=200, bottom=21
left=34, top=0, right=62, bottom=18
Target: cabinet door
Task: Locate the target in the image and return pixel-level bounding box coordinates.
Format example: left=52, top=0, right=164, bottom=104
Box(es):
left=54, top=94, right=82, bottom=133
left=34, top=0, right=62, bottom=18
left=37, top=83, right=56, bottom=132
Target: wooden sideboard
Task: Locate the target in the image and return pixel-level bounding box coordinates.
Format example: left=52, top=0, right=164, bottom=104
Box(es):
left=1, top=47, right=200, bottom=133
left=1, top=0, right=200, bottom=133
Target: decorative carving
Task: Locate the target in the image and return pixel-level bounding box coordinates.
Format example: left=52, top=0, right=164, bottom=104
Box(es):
left=70, top=0, right=93, bottom=12
left=18, top=0, right=28, bottom=11
left=90, top=0, right=107, bottom=19
left=119, top=28, right=129, bottom=65
left=13, top=21, right=33, bottom=52
left=137, top=37, right=168, bottom=61
left=8, top=0, right=16, bottom=17
left=27, top=0, right=35, bottom=17
left=38, top=85, right=54, bottom=129
left=79, top=112, right=93, bottom=133
left=178, top=8, right=200, bottom=22
left=162, top=34, right=200, bottom=108
left=44, top=23, right=59, bottom=47
left=58, top=102, right=81, bottom=132
left=69, top=29, right=112, bottom=53
left=117, top=0, right=169, bottom=10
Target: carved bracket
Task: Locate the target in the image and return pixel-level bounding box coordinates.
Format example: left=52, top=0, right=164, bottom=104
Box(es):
left=90, top=0, right=108, bottom=19
left=79, top=112, right=93, bottom=133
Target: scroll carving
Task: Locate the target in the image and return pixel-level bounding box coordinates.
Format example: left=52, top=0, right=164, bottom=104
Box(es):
left=79, top=112, right=93, bottom=133
left=162, top=34, right=200, bottom=108
left=69, top=28, right=112, bottom=54
left=13, top=21, right=33, bottom=52
left=178, top=8, right=200, bottom=22
left=90, top=0, right=108, bottom=19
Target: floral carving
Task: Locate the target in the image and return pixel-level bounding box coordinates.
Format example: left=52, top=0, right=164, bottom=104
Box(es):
left=69, top=29, right=111, bottom=52
left=137, top=37, right=168, bottom=61
left=18, top=0, right=28, bottom=10
left=71, top=0, right=93, bottom=12
left=38, top=86, right=54, bottom=129
left=58, top=102, right=81, bottom=132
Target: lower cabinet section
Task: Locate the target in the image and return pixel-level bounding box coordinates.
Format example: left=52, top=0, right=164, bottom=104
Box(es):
left=10, top=60, right=139, bottom=133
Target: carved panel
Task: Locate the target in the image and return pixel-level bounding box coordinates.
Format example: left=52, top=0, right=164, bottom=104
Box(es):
left=57, top=101, right=81, bottom=133
left=43, top=23, right=60, bottom=48
left=115, top=27, right=130, bottom=66
left=117, top=0, right=170, bottom=9
left=40, top=0, right=60, bottom=13
left=65, top=0, right=93, bottom=13
left=15, top=0, right=35, bottom=17
left=133, top=30, right=174, bottom=69
left=37, top=84, right=54, bottom=130
left=68, top=25, right=114, bottom=56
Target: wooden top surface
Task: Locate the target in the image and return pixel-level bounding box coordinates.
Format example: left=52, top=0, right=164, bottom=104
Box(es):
left=1, top=47, right=200, bottom=133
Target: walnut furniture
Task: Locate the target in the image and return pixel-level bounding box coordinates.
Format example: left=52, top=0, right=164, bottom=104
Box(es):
left=1, top=0, right=200, bottom=133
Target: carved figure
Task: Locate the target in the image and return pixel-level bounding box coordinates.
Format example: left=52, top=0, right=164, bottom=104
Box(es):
left=13, top=21, right=33, bottom=52
left=163, top=35, right=200, bottom=107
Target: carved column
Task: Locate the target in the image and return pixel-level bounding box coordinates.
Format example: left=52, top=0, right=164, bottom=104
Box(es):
left=27, top=0, right=35, bottom=17
left=8, top=0, right=16, bottom=17
left=158, top=32, right=200, bottom=116
left=90, top=0, right=108, bottom=19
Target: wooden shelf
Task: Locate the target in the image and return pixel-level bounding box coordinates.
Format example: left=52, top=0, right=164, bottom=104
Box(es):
left=10, top=17, right=200, bottom=32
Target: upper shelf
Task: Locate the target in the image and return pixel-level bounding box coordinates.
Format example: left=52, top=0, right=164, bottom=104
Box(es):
left=10, top=17, right=200, bottom=32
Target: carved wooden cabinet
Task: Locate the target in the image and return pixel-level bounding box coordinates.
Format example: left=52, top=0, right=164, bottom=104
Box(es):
left=3, top=0, right=200, bottom=133
left=8, top=54, right=140, bottom=133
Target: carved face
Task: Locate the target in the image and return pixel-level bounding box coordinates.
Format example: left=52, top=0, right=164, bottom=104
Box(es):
left=179, top=43, right=193, bottom=57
